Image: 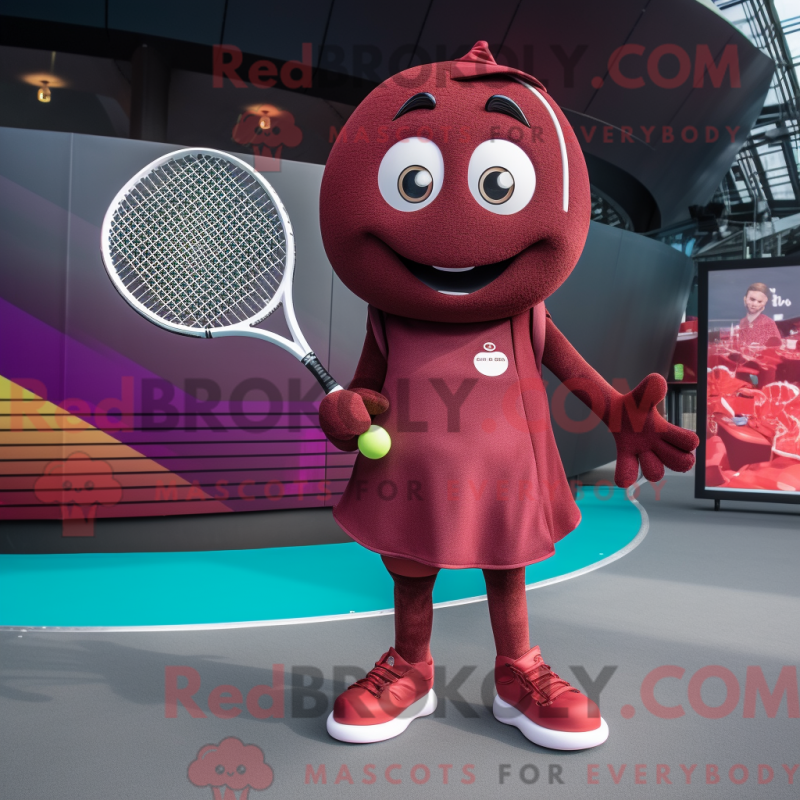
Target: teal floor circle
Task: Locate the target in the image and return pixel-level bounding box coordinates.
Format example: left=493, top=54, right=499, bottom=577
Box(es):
left=0, top=488, right=644, bottom=629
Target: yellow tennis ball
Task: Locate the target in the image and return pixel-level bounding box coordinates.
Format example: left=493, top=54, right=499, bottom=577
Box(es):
left=358, top=425, right=391, bottom=459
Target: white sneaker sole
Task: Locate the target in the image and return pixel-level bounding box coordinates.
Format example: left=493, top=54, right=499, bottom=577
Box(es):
left=493, top=695, right=609, bottom=750
left=326, top=689, right=438, bottom=744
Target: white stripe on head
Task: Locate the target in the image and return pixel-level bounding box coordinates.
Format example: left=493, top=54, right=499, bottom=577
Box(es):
left=514, top=78, right=569, bottom=212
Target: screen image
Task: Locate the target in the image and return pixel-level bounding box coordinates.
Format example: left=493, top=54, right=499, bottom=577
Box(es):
left=703, top=261, right=800, bottom=496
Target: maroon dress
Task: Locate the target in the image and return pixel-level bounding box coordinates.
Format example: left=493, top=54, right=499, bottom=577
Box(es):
left=738, top=313, right=781, bottom=346
left=332, top=304, right=582, bottom=569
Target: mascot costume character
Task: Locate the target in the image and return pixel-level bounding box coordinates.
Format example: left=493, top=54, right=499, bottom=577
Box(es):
left=317, top=42, right=698, bottom=750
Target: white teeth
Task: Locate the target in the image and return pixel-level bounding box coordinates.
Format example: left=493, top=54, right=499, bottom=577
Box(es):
left=431, top=265, right=474, bottom=272
left=438, top=290, right=469, bottom=295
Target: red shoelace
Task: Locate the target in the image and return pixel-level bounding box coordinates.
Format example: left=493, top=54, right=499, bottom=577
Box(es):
left=509, top=655, right=576, bottom=705
left=351, top=663, right=402, bottom=698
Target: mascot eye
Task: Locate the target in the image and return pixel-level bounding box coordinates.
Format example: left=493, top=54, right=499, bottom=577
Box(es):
left=378, top=137, right=444, bottom=212
left=479, top=168, right=514, bottom=204
left=63, top=480, right=73, bottom=490
left=468, top=139, right=535, bottom=215
left=215, top=765, right=225, bottom=775
left=237, top=765, right=247, bottom=775
left=398, top=166, right=433, bottom=203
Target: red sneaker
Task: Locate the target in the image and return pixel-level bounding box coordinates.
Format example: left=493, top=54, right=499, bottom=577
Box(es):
left=326, top=647, right=437, bottom=743
left=493, top=645, right=609, bottom=750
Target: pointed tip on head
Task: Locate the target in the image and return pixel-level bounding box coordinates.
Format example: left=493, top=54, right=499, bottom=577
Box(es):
left=456, top=41, right=498, bottom=65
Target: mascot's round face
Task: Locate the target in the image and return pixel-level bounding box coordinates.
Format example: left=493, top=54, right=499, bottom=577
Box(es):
left=319, top=43, right=591, bottom=323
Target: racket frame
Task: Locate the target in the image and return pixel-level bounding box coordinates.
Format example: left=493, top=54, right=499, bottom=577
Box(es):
left=101, top=147, right=321, bottom=367
left=99, top=147, right=402, bottom=454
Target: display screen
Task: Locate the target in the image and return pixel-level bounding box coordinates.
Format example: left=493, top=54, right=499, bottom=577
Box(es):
left=699, top=259, right=800, bottom=499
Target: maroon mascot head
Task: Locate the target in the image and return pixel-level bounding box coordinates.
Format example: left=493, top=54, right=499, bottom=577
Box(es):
left=319, top=42, right=591, bottom=323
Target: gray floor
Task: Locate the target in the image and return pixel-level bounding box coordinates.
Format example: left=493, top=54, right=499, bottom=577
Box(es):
left=2, top=466, right=799, bottom=799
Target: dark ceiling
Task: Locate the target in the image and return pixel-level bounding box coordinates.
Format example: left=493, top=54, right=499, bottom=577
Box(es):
left=0, top=0, right=775, bottom=228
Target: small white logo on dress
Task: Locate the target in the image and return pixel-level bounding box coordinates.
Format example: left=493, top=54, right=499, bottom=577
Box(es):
left=474, top=343, right=508, bottom=377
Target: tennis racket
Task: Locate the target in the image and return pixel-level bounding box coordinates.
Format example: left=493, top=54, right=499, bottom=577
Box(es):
left=100, top=147, right=390, bottom=458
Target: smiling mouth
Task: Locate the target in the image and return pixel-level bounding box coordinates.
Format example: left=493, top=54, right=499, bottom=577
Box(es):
left=398, top=254, right=515, bottom=295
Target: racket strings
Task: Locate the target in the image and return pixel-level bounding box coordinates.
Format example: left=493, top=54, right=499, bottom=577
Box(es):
left=154, top=157, right=283, bottom=318
left=115, top=176, right=254, bottom=327
left=116, top=163, right=228, bottom=324
left=107, top=153, right=288, bottom=330
left=187, top=158, right=285, bottom=302
left=150, top=161, right=257, bottom=323
left=134, top=157, right=281, bottom=325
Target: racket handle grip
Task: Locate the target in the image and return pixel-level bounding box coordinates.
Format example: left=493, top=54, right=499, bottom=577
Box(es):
left=302, top=352, right=342, bottom=394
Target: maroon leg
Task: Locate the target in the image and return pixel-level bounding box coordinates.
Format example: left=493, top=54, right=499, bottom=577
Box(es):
left=384, top=563, right=438, bottom=664
left=483, top=567, right=530, bottom=660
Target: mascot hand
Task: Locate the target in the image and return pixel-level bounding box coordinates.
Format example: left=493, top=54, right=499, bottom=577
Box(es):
left=319, top=388, right=390, bottom=451
left=609, top=374, right=699, bottom=488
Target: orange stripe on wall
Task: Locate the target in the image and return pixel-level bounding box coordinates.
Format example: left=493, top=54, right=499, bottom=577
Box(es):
left=0, top=376, right=231, bottom=519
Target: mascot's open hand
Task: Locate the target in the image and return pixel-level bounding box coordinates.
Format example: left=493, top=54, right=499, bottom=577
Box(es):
left=610, top=374, right=699, bottom=488
left=319, top=388, right=390, bottom=451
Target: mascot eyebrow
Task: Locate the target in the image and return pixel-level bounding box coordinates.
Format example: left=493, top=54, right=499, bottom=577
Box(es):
left=484, top=95, right=530, bottom=128
left=393, top=92, right=436, bottom=120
